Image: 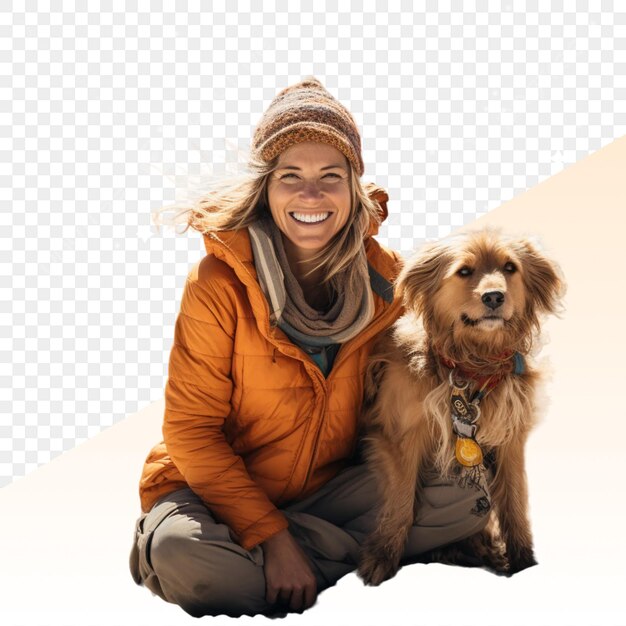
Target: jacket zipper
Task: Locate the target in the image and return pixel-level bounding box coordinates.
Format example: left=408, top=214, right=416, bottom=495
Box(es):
left=301, top=371, right=327, bottom=494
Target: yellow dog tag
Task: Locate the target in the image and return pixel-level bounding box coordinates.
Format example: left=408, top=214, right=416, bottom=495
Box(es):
left=455, top=437, right=483, bottom=467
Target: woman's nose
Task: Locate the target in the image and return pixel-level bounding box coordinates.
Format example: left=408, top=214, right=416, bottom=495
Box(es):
left=298, top=180, right=324, bottom=199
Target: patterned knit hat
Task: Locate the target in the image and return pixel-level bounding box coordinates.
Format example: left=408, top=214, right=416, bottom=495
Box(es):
left=251, top=76, right=365, bottom=176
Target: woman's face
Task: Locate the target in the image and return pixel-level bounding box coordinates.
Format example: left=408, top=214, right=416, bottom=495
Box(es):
left=266, top=141, right=351, bottom=262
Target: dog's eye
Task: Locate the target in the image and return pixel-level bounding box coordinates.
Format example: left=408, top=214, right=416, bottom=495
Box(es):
left=457, top=266, right=473, bottom=277
left=504, top=262, right=517, bottom=273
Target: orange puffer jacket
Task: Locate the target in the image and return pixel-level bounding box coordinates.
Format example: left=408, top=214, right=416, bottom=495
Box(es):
left=137, top=186, right=404, bottom=550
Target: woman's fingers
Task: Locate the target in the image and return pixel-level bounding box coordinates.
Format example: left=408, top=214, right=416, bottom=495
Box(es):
left=265, top=583, right=279, bottom=606
left=303, top=580, right=317, bottom=610
left=288, top=587, right=303, bottom=612
left=277, top=586, right=293, bottom=607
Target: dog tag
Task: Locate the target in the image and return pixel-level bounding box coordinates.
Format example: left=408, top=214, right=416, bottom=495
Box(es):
left=455, top=437, right=483, bottom=467
left=450, top=393, right=480, bottom=423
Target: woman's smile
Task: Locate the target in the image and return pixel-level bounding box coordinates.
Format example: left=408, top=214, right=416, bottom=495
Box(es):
left=289, top=211, right=333, bottom=224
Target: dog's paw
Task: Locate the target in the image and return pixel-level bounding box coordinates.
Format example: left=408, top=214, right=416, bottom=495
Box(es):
left=429, top=529, right=510, bottom=575
left=357, top=537, right=402, bottom=586
left=485, top=549, right=511, bottom=576
left=357, top=551, right=401, bottom=586
left=506, top=545, right=537, bottom=575
left=420, top=544, right=483, bottom=569
left=481, top=536, right=510, bottom=575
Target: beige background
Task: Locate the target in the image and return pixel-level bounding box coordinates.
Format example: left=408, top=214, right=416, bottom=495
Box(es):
left=1, top=137, right=625, bottom=625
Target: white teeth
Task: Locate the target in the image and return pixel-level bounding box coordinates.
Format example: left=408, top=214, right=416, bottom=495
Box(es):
left=291, top=212, right=330, bottom=224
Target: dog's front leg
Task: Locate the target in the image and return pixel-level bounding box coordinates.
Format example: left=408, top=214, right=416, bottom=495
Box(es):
left=357, top=424, right=425, bottom=586
left=490, top=438, right=537, bottom=574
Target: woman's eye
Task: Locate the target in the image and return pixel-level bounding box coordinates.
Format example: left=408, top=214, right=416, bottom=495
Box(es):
left=457, top=266, right=473, bottom=277
left=504, top=262, right=517, bottom=273
left=279, top=172, right=342, bottom=182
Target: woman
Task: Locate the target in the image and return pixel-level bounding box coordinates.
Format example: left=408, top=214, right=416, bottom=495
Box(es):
left=128, top=77, right=490, bottom=618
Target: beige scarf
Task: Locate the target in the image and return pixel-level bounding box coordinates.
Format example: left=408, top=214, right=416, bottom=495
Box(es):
left=248, top=216, right=374, bottom=348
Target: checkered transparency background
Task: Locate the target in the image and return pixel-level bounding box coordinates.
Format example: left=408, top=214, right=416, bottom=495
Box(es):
left=1, top=2, right=625, bottom=487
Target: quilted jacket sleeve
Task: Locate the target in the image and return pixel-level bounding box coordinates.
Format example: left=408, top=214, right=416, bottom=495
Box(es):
left=162, top=263, right=289, bottom=550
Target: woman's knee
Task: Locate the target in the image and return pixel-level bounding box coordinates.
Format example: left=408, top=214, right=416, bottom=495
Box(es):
left=148, top=519, right=192, bottom=574
left=148, top=518, right=269, bottom=617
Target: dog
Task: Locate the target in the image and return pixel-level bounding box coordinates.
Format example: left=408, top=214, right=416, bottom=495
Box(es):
left=356, top=228, right=565, bottom=586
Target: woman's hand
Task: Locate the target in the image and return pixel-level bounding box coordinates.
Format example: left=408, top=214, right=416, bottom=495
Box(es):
left=261, top=528, right=318, bottom=612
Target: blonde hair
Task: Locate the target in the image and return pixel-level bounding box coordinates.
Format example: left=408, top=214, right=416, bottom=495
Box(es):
left=152, top=146, right=383, bottom=285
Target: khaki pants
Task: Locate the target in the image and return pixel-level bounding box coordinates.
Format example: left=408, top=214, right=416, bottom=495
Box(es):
left=129, top=462, right=491, bottom=618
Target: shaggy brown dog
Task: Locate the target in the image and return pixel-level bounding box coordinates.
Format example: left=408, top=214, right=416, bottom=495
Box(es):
left=357, top=228, right=565, bottom=586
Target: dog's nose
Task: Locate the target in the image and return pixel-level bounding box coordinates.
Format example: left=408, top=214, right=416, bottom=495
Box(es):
left=482, top=291, right=505, bottom=310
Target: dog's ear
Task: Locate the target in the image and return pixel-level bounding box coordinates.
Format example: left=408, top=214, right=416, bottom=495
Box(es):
left=395, top=240, right=452, bottom=315
left=512, top=238, right=566, bottom=317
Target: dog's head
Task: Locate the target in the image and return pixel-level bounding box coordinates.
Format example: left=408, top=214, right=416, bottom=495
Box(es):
left=395, top=228, right=566, bottom=356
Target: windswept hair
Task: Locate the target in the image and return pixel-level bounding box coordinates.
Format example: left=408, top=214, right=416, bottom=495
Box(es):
left=151, top=148, right=383, bottom=285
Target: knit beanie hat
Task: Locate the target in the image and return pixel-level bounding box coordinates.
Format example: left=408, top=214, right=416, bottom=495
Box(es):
left=250, top=76, right=365, bottom=176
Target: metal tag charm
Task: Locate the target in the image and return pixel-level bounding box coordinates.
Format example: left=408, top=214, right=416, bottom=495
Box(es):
left=455, top=437, right=484, bottom=467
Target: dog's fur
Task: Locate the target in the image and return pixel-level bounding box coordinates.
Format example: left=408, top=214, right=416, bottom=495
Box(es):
left=357, top=228, right=565, bottom=586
